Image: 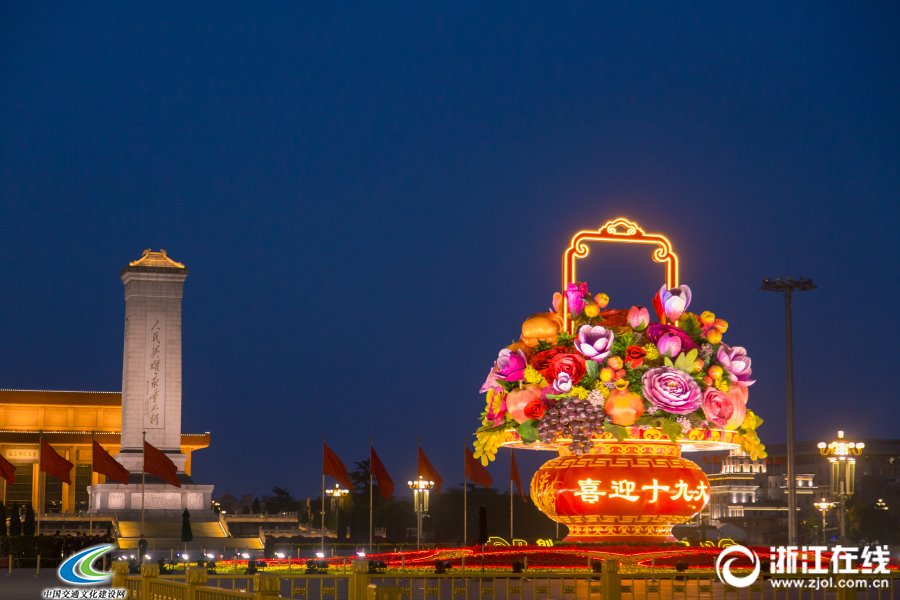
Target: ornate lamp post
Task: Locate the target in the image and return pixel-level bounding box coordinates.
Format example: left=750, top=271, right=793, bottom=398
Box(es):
left=407, top=476, right=434, bottom=550
left=817, top=430, right=864, bottom=540
left=813, top=498, right=835, bottom=544
left=761, top=276, right=815, bottom=545
left=325, top=484, right=349, bottom=540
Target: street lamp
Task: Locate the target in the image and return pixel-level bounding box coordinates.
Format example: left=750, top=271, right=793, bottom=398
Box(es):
left=407, top=476, right=434, bottom=550
left=813, top=498, right=835, bottom=544
left=818, top=430, right=863, bottom=540
left=325, top=484, right=349, bottom=541
left=761, top=276, right=815, bottom=545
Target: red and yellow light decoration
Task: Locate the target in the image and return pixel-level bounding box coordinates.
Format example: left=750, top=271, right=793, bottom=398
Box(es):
left=473, top=218, right=766, bottom=542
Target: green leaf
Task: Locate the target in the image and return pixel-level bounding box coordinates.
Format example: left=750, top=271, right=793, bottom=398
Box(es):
left=673, top=349, right=699, bottom=373
left=602, top=421, right=628, bottom=442
left=556, top=332, right=575, bottom=346
left=581, top=360, right=600, bottom=387
left=661, top=419, right=683, bottom=443
left=663, top=356, right=674, bottom=368
left=610, top=331, right=635, bottom=356
left=518, top=420, right=539, bottom=444
left=680, top=313, right=704, bottom=343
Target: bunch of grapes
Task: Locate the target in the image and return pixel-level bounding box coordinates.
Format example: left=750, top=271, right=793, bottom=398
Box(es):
left=537, top=397, right=606, bottom=455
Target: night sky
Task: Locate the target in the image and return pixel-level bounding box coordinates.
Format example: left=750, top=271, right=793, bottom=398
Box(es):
left=1, top=4, right=898, bottom=500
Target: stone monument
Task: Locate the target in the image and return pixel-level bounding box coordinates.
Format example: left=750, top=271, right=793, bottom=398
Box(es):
left=90, top=250, right=212, bottom=517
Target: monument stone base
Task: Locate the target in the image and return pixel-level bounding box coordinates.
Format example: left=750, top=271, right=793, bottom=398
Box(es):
left=89, top=482, right=213, bottom=512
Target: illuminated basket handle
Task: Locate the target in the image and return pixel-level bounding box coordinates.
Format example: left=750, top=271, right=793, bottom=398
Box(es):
left=561, top=218, right=679, bottom=332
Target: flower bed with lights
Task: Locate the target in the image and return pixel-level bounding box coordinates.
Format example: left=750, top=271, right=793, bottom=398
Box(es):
left=472, top=219, right=767, bottom=543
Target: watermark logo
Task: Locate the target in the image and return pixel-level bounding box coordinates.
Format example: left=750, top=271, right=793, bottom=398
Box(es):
left=715, top=544, right=761, bottom=588
left=57, top=544, right=117, bottom=586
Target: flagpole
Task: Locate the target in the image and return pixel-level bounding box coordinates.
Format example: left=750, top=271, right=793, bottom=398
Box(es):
left=141, top=431, right=146, bottom=539
left=89, top=431, right=94, bottom=535
left=321, top=437, right=325, bottom=554
left=463, top=443, right=468, bottom=547
left=509, top=451, right=513, bottom=540
left=37, top=432, right=42, bottom=536
left=369, top=437, right=373, bottom=553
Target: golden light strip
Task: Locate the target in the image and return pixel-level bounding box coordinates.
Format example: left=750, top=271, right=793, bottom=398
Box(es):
left=561, top=218, right=679, bottom=332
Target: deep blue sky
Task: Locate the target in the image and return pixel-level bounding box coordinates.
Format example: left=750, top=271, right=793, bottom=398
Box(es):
left=1, top=3, right=898, bottom=500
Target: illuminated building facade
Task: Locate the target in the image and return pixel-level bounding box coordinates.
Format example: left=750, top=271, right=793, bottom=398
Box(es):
left=0, top=389, right=209, bottom=513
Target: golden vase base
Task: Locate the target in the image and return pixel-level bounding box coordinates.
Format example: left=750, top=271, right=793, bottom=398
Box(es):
left=529, top=440, right=710, bottom=544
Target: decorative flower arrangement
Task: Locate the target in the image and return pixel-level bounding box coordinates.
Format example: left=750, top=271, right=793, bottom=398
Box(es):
left=473, top=283, right=766, bottom=464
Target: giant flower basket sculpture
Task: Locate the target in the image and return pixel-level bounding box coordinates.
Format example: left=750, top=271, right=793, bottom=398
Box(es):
left=473, top=218, right=766, bottom=543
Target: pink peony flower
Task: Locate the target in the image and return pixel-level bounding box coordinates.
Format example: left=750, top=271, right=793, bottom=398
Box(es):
left=627, top=306, right=650, bottom=330
left=717, top=344, right=755, bottom=386
left=642, top=366, right=702, bottom=415
left=496, top=349, right=527, bottom=382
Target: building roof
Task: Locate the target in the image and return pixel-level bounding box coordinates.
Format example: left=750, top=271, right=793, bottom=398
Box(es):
left=0, top=430, right=209, bottom=448
left=126, top=248, right=185, bottom=270
left=0, top=389, right=121, bottom=407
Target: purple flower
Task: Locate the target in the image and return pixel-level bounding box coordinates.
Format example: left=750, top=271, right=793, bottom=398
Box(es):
left=552, top=372, right=573, bottom=394
left=717, top=344, right=756, bottom=386
left=656, top=333, right=683, bottom=358
left=642, top=366, right=702, bottom=415
left=575, top=324, right=615, bottom=363
left=658, top=284, right=692, bottom=322
left=496, top=349, right=527, bottom=382
left=646, top=323, right=698, bottom=351
left=565, top=282, right=589, bottom=316
left=627, top=306, right=650, bottom=330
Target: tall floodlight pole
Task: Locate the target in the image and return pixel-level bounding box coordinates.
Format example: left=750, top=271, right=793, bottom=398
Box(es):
left=761, top=276, right=815, bottom=545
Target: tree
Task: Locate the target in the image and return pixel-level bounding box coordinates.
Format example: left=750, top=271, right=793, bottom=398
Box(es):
left=849, top=502, right=900, bottom=544
left=0, top=502, right=6, bottom=537
left=251, top=497, right=261, bottom=515
left=263, top=487, right=301, bottom=515
left=9, top=505, right=21, bottom=536
left=23, top=504, right=36, bottom=536
left=216, top=491, right=238, bottom=514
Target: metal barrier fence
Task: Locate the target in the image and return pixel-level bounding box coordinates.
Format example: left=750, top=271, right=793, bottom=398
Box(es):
left=116, top=560, right=899, bottom=600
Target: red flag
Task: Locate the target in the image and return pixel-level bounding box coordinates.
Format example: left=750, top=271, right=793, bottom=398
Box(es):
left=370, top=446, right=394, bottom=499
left=464, top=447, right=492, bottom=489
left=417, top=447, right=443, bottom=492
left=323, top=443, right=353, bottom=490
left=92, top=441, right=130, bottom=485
left=510, top=450, right=527, bottom=502
left=143, top=440, right=180, bottom=487
left=40, top=440, right=73, bottom=485
left=0, top=454, right=15, bottom=485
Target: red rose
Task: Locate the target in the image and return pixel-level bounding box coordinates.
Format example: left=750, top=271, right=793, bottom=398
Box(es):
left=531, top=346, right=570, bottom=379
left=625, top=345, right=647, bottom=368
left=548, top=352, right=587, bottom=384
left=523, top=399, right=546, bottom=420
